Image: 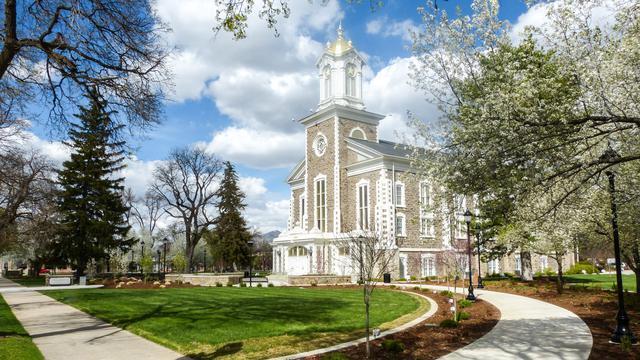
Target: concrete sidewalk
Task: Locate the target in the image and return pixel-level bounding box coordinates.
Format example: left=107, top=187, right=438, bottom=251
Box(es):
left=0, top=277, right=190, bottom=360
left=398, top=284, right=593, bottom=360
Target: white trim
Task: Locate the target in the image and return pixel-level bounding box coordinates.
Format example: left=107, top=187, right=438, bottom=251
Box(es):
left=313, top=174, right=328, bottom=232
left=395, top=212, right=406, bottom=237
left=355, top=178, right=370, bottom=230
left=313, top=132, right=328, bottom=157
left=333, top=116, right=341, bottom=233
left=349, top=126, right=367, bottom=140
left=394, top=181, right=406, bottom=208
left=299, top=193, right=307, bottom=230
left=421, top=254, right=437, bottom=277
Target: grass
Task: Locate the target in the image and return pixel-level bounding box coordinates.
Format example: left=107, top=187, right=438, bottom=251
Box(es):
left=46, top=287, right=425, bottom=359
left=564, top=274, right=637, bottom=292
left=0, top=295, right=43, bottom=360
left=7, top=277, right=45, bottom=287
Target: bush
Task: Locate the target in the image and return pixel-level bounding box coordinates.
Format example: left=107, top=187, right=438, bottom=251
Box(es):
left=413, top=286, right=420, bottom=290
left=389, top=285, right=396, bottom=289
left=172, top=253, right=187, bottom=273
left=240, top=283, right=247, bottom=287
left=381, top=339, right=405, bottom=353
left=226, top=282, right=233, bottom=287
left=257, top=283, right=263, bottom=288
left=440, top=290, right=454, bottom=298
left=140, top=255, right=153, bottom=276
left=566, top=262, right=598, bottom=275
left=458, top=299, right=473, bottom=309
left=268, top=283, right=274, bottom=287
left=310, top=282, right=318, bottom=287
left=440, top=319, right=458, bottom=328
left=397, top=277, right=407, bottom=282
left=320, top=353, right=348, bottom=360
left=215, top=282, right=222, bottom=287
left=456, top=311, right=471, bottom=321
left=409, top=276, right=417, bottom=281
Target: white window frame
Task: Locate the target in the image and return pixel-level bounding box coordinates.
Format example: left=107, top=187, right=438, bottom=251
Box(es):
left=421, top=254, right=436, bottom=277
left=288, top=246, right=308, bottom=257
left=488, top=258, right=500, bottom=274
left=349, top=127, right=367, bottom=140
left=420, top=181, right=431, bottom=207
left=356, top=179, right=370, bottom=230
left=323, top=66, right=332, bottom=99
left=314, top=175, right=327, bottom=232
left=345, top=63, right=357, bottom=97
left=515, top=254, right=522, bottom=272
left=540, top=255, right=548, bottom=270
left=395, top=213, right=406, bottom=237
left=299, top=194, right=306, bottom=229
left=455, top=218, right=465, bottom=239
left=395, top=181, right=405, bottom=208
left=420, top=214, right=435, bottom=237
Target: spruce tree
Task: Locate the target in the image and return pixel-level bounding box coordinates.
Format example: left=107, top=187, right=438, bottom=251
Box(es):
left=54, top=93, right=133, bottom=276
left=213, top=161, right=252, bottom=270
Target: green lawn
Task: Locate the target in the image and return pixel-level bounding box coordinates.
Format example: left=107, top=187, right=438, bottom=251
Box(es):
left=46, top=287, right=425, bottom=359
left=564, top=273, right=637, bottom=292
left=8, top=277, right=45, bottom=287
left=0, top=295, right=43, bottom=360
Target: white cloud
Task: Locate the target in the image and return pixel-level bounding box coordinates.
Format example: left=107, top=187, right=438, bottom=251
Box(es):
left=205, top=127, right=304, bottom=169
left=366, top=17, right=418, bottom=42
left=245, top=199, right=290, bottom=232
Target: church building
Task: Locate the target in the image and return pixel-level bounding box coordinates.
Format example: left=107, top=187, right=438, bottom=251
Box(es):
left=272, top=25, right=573, bottom=281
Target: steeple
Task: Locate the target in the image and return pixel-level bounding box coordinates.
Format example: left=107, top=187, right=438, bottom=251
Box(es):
left=316, top=22, right=365, bottom=110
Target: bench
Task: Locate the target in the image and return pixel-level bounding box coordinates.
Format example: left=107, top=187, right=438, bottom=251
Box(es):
left=46, top=275, right=74, bottom=286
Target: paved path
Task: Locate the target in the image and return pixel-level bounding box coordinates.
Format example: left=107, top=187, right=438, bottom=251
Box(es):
left=271, top=291, right=439, bottom=360
left=395, top=284, right=593, bottom=360
left=0, top=277, right=190, bottom=360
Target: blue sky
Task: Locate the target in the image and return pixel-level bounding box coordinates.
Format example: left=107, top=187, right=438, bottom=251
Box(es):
left=27, top=0, right=536, bottom=232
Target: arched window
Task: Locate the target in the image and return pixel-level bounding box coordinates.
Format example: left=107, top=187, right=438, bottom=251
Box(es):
left=345, top=64, right=357, bottom=97
left=323, top=66, right=332, bottom=99
left=349, top=127, right=366, bottom=140
left=288, top=246, right=309, bottom=257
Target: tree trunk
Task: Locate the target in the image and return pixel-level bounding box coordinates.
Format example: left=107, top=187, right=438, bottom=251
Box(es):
left=520, top=251, right=533, bottom=281
left=556, top=255, right=564, bottom=294
left=633, top=242, right=640, bottom=295
left=365, top=299, right=370, bottom=359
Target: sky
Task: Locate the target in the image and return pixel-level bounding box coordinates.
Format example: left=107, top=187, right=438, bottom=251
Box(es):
left=25, top=0, right=544, bottom=233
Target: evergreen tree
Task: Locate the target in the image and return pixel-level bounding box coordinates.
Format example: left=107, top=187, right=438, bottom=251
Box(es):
left=213, top=161, right=252, bottom=270
left=54, top=93, right=133, bottom=276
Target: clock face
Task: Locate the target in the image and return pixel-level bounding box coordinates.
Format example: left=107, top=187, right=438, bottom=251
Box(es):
left=314, top=134, right=327, bottom=157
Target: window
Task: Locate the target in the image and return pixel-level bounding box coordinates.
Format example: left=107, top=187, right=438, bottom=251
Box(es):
left=395, top=182, right=405, bottom=207
left=350, top=127, right=366, bottom=140
left=338, top=246, right=350, bottom=256
left=345, top=64, right=357, bottom=97
left=315, top=177, right=327, bottom=232
left=357, top=183, right=369, bottom=230
left=395, top=214, right=406, bottom=236
left=515, top=254, right=522, bottom=273
left=299, top=195, right=306, bottom=227
left=323, top=66, right=332, bottom=99
left=288, top=246, right=308, bottom=257
left=421, top=255, right=436, bottom=277
left=488, top=258, right=500, bottom=274
left=540, top=255, right=548, bottom=270
left=455, top=219, right=465, bottom=238
left=420, top=182, right=431, bottom=207
left=420, top=216, right=435, bottom=237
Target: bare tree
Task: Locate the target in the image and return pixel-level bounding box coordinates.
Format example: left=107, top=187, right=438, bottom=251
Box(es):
left=342, top=230, right=397, bottom=359
left=1, top=0, right=171, bottom=132
left=0, top=148, right=53, bottom=252
left=150, top=147, right=221, bottom=272
left=129, top=189, right=163, bottom=240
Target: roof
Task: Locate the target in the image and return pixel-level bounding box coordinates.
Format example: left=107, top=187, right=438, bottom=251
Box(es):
left=347, top=138, right=414, bottom=159
left=326, top=23, right=353, bottom=56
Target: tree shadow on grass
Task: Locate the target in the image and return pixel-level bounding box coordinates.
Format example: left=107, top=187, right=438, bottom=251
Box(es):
left=188, top=342, right=243, bottom=359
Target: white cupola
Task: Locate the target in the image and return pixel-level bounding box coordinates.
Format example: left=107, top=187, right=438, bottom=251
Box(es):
left=316, top=23, right=365, bottom=110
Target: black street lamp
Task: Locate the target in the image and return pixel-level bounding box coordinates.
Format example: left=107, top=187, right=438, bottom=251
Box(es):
left=475, top=222, right=484, bottom=289
left=140, top=240, right=145, bottom=276
left=156, top=250, right=161, bottom=274
left=162, top=237, right=168, bottom=274
left=464, top=209, right=476, bottom=301
left=203, top=247, right=207, bottom=273
left=247, top=240, right=254, bottom=287
left=604, top=165, right=637, bottom=344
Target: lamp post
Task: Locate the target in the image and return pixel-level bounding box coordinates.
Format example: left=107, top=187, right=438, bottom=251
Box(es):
left=156, top=250, right=161, bottom=274
left=464, top=209, right=476, bottom=301
left=203, top=247, right=207, bottom=273
left=162, top=237, right=168, bottom=274
left=476, top=222, right=484, bottom=289
left=604, top=167, right=637, bottom=344
left=140, top=240, right=145, bottom=276
left=247, top=240, right=254, bottom=287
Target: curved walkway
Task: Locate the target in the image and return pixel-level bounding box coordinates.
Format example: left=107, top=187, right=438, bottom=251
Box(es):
left=270, top=291, right=439, bottom=360
left=399, top=284, right=593, bottom=360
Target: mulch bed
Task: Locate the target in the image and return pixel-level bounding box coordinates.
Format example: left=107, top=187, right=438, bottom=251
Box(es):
left=482, top=279, right=640, bottom=359
left=307, top=289, right=500, bottom=359
left=91, top=277, right=199, bottom=289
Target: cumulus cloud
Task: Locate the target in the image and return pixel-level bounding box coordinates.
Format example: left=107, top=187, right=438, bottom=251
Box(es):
left=205, top=127, right=304, bottom=169
left=366, top=17, right=418, bottom=42
left=245, top=199, right=290, bottom=232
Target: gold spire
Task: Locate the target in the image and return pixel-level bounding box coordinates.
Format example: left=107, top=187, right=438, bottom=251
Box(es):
left=326, top=21, right=353, bottom=56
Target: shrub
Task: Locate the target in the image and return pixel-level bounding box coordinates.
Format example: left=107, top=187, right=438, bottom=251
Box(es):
left=140, top=255, right=153, bottom=276
left=458, top=299, right=473, bottom=309
left=389, top=285, right=396, bottom=289
left=268, top=283, right=274, bottom=287
left=456, top=311, right=471, bottom=321
left=440, top=290, right=454, bottom=298
left=320, top=353, right=348, bottom=360
left=226, top=282, right=233, bottom=287
left=381, top=339, right=405, bottom=353
left=310, top=282, right=318, bottom=287
left=413, top=286, right=420, bottom=291
left=240, top=283, right=247, bottom=287
left=257, top=283, right=263, bottom=288
left=172, top=253, right=187, bottom=273
left=566, top=263, right=597, bottom=275
left=409, top=276, right=417, bottom=281
left=397, top=277, right=407, bottom=282
left=215, top=282, right=222, bottom=287
left=440, top=319, right=458, bottom=328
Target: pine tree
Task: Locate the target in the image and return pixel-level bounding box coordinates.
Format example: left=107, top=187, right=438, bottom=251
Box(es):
left=54, top=93, right=133, bottom=276
left=213, top=161, right=252, bottom=270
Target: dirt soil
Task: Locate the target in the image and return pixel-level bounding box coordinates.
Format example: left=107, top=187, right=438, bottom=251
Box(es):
left=91, top=277, right=200, bottom=289
left=307, top=289, right=500, bottom=360
left=482, top=279, right=640, bottom=359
